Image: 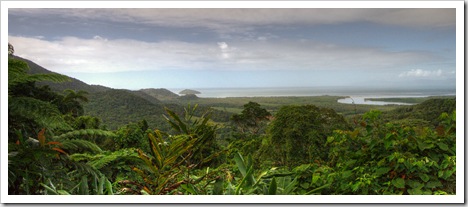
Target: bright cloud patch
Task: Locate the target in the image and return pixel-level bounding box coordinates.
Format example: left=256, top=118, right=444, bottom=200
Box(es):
left=399, top=69, right=443, bottom=78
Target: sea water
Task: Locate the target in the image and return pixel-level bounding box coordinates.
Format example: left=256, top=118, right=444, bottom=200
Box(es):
left=169, top=87, right=455, bottom=106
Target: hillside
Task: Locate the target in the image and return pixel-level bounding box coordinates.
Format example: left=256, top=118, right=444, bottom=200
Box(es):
left=381, top=98, right=456, bottom=126
left=10, top=55, right=111, bottom=93
left=84, top=89, right=176, bottom=130
left=139, top=88, right=180, bottom=101
left=9, top=55, right=183, bottom=130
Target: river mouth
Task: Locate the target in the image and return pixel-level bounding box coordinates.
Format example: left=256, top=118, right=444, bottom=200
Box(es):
left=337, top=96, right=422, bottom=106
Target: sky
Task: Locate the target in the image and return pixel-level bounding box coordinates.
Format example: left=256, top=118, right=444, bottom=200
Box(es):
left=8, top=7, right=457, bottom=90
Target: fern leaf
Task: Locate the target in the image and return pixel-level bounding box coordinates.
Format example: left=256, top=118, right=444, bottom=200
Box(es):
left=88, top=149, right=140, bottom=169
left=27, top=73, right=70, bottom=83
left=9, top=97, right=71, bottom=130
left=54, top=129, right=116, bottom=140
left=61, top=139, right=103, bottom=154
left=70, top=149, right=141, bottom=170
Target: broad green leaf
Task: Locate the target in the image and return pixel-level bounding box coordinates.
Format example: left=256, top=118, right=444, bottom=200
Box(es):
left=268, top=177, right=277, bottom=195
left=407, top=180, right=424, bottom=190
left=425, top=180, right=443, bottom=188
left=419, top=173, right=430, bottom=182
left=234, top=152, right=247, bottom=177
left=181, top=184, right=198, bottom=195
left=283, top=177, right=298, bottom=195
left=311, top=173, right=320, bottom=185
left=374, top=167, right=391, bottom=176
left=235, top=166, right=254, bottom=195
left=417, top=140, right=434, bottom=151
left=392, top=178, right=405, bottom=188
left=408, top=188, right=422, bottom=195
left=437, top=143, right=449, bottom=151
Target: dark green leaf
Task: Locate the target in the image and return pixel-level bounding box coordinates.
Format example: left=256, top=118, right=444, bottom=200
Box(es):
left=374, top=167, right=391, bottom=176
left=392, top=178, right=405, bottom=188
left=268, top=177, right=277, bottom=195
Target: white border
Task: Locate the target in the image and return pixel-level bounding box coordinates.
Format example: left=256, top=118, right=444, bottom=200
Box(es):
left=1, top=0, right=464, bottom=204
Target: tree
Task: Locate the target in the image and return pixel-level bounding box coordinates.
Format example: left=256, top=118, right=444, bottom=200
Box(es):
left=263, top=105, right=349, bottom=166
left=8, top=55, right=116, bottom=195
left=8, top=55, right=71, bottom=139
left=61, top=89, right=89, bottom=117
left=8, top=42, right=15, bottom=55
left=231, top=101, right=271, bottom=135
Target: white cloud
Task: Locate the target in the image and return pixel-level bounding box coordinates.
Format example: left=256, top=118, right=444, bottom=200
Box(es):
left=398, top=69, right=443, bottom=78
left=9, top=35, right=443, bottom=74
left=217, top=42, right=228, bottom=50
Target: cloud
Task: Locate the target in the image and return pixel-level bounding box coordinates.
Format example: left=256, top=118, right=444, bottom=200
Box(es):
left=9, top=35, right=444, bottom=75
left=10, top=8, right=455, bottom=32
left=217, top=42, right=231, bottom=59
left=9, top=35, right=221, bottom=73
left=217, top=42, right=228, bottom=50
left=398, top=69, right=444, bottom=78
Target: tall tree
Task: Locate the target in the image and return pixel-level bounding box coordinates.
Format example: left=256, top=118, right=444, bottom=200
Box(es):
left=231, top=101, right=271, bottom=135
left=264, top=105, right=349, bottom=166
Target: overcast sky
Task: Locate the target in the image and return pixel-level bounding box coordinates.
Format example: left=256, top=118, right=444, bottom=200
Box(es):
left=8, top=7, right=456, bottom=90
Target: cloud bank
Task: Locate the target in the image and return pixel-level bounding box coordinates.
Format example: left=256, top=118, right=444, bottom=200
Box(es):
left=11, top=8, right=455, bottom=32
left=9, top=35, right=440, bottom=74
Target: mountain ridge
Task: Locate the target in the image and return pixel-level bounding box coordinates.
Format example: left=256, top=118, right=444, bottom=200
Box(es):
left=10, top=55, right=181, bottom=102
left=10, top=55, right=182, bottom=130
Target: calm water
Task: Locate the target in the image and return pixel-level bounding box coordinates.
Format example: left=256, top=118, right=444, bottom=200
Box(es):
left=169, top=87, right=455, bottom=106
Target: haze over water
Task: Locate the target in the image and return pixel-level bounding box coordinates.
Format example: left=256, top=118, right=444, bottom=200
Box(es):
left=177, top=87, right=456, bottom=99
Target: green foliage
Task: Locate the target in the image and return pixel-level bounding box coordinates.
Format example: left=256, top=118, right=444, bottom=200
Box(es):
left=54, top=129, right=116, bottom=140
left=113, top=121, right=150, bottom=151
left=9, top=97, right=72, bottom=134
left=322, top=110, right=456, bottom=195
left=8, top=56, right=457, bottom=196
left=381, top=98, right=456, bottom=126
left=83, top=89, right=172, bottom=130
left=231, top=101, right=271, bottom=135
left=263, top=105, right=349, bottom=166
left=8, top=57, right=120, bottom=195
left=60, top=139, right=103, bottom=154
left=8, top=58, right=70, bottom=91
left=163, top=104, right=223, bottom=168
left=60, top=89, right=89, bottom=117
left=130, top=106, right=225, bottom=194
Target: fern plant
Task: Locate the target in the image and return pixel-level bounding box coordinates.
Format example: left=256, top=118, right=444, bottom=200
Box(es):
left=8, top=57, right=72, bottom=138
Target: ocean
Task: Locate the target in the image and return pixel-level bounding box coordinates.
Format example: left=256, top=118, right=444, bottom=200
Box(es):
left=169, top=87, right=455, bottom=106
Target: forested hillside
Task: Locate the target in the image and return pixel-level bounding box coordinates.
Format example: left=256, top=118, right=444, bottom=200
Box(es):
left=9, top=55, right=111, bottom=93
left=8, top=55, right=456, bottom=196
